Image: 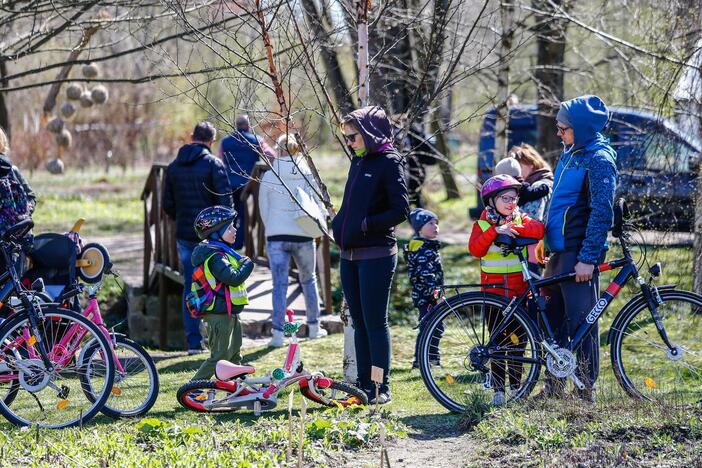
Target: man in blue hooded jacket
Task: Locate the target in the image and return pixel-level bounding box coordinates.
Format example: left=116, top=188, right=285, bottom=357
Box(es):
left=539, top=95, right=618, bottom=401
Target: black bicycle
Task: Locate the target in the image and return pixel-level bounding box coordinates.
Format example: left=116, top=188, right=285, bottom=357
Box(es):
left=0, top=220, right=115, bottom=428
left=418, top=199, right=702, bottom=412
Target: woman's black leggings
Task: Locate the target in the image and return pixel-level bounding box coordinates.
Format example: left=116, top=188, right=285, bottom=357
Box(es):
left=340, top=255, right=397, bottom=394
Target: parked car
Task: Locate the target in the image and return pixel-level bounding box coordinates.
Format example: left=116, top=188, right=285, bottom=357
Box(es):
left=470, top=105, right=701, bottom=231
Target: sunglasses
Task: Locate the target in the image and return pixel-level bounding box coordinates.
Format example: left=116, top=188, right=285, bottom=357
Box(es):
left=343, top=132, right=359, bottom=142
left=556, top=124, right=571, bottom=134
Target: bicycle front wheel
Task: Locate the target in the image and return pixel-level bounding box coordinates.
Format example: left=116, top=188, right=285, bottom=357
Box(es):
left=611, top=289, right=702, bottom=405
left=0, top=306, right=115, bottom=428
left=80, top=335, right=159, bottom=418
left=418, top=292, right=541, bottom=412
left=300, top=380, right=368, bottom=407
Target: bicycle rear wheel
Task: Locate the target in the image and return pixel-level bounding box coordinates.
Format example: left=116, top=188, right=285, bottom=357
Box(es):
left=177, top=380, right=241, bottom=413
left=418, top=292, right=541, bottom=412
left=0, top=306, right=115, bottom=428
left=611, top=289, right=702, bottom=405
left=79, top=335, right=159, bottom=418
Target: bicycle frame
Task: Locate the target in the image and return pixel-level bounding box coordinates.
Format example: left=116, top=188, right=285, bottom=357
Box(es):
left=189, top=317, right=334, bottom=414
left=481, top=231, right=679, bottom=374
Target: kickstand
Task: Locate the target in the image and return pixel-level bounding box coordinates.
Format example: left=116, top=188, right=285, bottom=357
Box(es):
left=254, top=400, right=261, bottom=417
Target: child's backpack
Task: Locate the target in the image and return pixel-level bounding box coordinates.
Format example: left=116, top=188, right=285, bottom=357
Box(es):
left=0, top=169, right=30, bottom=234
left=185, top=254, right=231, bottom=318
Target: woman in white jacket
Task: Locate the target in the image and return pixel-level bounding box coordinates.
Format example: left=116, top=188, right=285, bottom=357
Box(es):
left=259, top=134, right=328, bottom=347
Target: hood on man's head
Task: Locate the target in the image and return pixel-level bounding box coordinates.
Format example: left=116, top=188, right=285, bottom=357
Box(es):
left=345, top=106, right=393, bottom=154
left=560, top=95, right=610, bottom=149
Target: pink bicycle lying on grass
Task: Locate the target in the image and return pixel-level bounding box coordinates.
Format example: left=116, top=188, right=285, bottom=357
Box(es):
left=177, top=309, right=367, bottom=415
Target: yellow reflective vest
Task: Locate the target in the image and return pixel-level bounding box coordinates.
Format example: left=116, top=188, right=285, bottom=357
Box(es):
left=476, top=214, right=523, bottom=274
left=202, top=252, right=249, bottom=311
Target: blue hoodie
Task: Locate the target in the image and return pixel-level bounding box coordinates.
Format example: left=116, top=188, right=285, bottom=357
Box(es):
left=545, top=95, right=618, bottom=264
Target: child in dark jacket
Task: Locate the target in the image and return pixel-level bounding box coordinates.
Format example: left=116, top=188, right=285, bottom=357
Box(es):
left=404, top=208, right=444, bottom=368
left=190, top=206, right=254, bottom=381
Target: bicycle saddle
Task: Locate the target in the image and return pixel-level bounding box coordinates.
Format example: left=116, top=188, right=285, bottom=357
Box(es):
left=612, top=198, right=629, bottom=238
left=215, top=360, right=255, bottom=381
left=494, top=234, right=538, bottom=249
left=2, top=219, right=33, bottom=242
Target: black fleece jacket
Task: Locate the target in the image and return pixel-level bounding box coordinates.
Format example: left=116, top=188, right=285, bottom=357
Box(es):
left=332, top=106, right=409, bottom=250
left=163, top=143, right=233, bottom=242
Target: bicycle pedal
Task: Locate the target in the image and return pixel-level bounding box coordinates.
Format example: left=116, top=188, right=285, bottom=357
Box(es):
left=111, top=385, right=122, bottom=396
left=56, top=399, right=69, bottom=410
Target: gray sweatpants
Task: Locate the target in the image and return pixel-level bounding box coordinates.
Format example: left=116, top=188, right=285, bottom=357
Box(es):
left=541, top=250, right=600, bottom=392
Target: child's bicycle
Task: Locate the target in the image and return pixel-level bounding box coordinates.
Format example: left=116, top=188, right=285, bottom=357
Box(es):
left=417, top=199, right=702, bottom=411
left=0, top=219, right=116, bottom=428
left=31, top=219, right=160, bottom=419
left=177, top=309, right=367, bottom=415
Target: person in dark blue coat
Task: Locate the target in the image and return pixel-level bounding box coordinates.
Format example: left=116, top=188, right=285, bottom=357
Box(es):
left=163, top=121, right=233, bottom=353
left=219, top=115, right=264, bottom=250
left=539, top=95, right=618, bottom=402
left=331, top=106, right=409, bottom=405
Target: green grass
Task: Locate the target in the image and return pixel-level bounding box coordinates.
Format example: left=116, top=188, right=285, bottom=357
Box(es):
left=0, top=331, right=419, bottom=466
left=26, top=167, right=148, bottom=236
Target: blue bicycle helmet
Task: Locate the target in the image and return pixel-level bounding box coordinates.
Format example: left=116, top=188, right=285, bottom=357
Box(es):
left=194, top=206, right=237, bottom=240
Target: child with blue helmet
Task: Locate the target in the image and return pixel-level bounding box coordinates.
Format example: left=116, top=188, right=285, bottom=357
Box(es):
left=189, top=206, right=254, bottom=381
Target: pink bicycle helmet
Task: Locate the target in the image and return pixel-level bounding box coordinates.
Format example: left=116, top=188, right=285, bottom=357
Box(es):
left=480, top=174, right=522, bottom=205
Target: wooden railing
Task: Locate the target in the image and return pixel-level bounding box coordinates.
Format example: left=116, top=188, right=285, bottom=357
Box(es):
left=142, top=162, right=333, bottom=349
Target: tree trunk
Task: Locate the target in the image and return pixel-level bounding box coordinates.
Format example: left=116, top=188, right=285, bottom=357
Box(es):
left=431, top=106, right=460, bottom=199
left=356, top=0, right=370, bottom=107
left=301, top=0, right=356, bottom=114
left=694, top=171, right=702, bottom=294
left=532, top=0, right=568, bottom=167
left=494, top=1, right=514, bottom=160
left=0, top=62, right=10, bottom=140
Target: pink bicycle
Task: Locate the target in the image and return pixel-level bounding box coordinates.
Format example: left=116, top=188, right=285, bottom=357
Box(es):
left=0, top=219, right=115, bottom=428
left=35, top=219, right=159, bottom=419
left=177, top=310, right=367, bottom=415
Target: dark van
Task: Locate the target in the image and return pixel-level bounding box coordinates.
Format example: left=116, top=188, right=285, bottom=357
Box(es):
left=470, top=105, right=701, bottom=231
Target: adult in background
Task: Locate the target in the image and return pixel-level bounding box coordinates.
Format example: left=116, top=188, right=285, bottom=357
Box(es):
left=331, top=106, right=409, bottom=404
left=539, top=95, right=618, bottom=402
left=164, top=121, right=233, bottom=354
left=509, top=144, right=553, bottom=222
left=219, top=115, right=264, bottom=250
left=494, top=144, right=553, bottom=274
left=259, top=134, right=328, bottom=348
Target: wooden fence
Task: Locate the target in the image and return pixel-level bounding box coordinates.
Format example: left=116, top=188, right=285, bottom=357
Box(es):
left=141, top=163, right=333, bottom=349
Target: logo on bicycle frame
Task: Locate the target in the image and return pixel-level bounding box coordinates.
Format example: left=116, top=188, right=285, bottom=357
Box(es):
left=586, top=298, right=609, bottom=324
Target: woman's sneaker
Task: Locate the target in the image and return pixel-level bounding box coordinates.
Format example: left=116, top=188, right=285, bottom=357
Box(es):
left=268, top=329, right=285, bottom=348
left=308, top=323, right=328, bottom=339
left=369, top=391, right=392, bottom=405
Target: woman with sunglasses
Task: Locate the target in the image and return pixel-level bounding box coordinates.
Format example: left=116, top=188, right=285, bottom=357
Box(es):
left=331, top=106, right=409, bottom=405
left=468, top=174, right=545, bottom=406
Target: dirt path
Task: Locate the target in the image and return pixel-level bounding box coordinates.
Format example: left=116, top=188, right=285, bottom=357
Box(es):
left=329, top=427, right=477, bottom=467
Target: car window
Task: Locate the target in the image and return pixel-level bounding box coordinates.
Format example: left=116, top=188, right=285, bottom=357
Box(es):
left=640, top=132, right=691, bottom=173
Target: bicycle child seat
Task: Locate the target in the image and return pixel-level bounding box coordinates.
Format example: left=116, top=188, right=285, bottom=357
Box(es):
left=494, top=234, right=539, bottom=250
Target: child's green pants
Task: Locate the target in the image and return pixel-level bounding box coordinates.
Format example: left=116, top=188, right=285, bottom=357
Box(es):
left=191, top=313, right=242, bottom=381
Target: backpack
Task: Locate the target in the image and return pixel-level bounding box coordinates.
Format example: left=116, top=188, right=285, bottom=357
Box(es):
left=0, top=169, right=30, bottom=234
left=184, top=253, right=231, bottom=318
